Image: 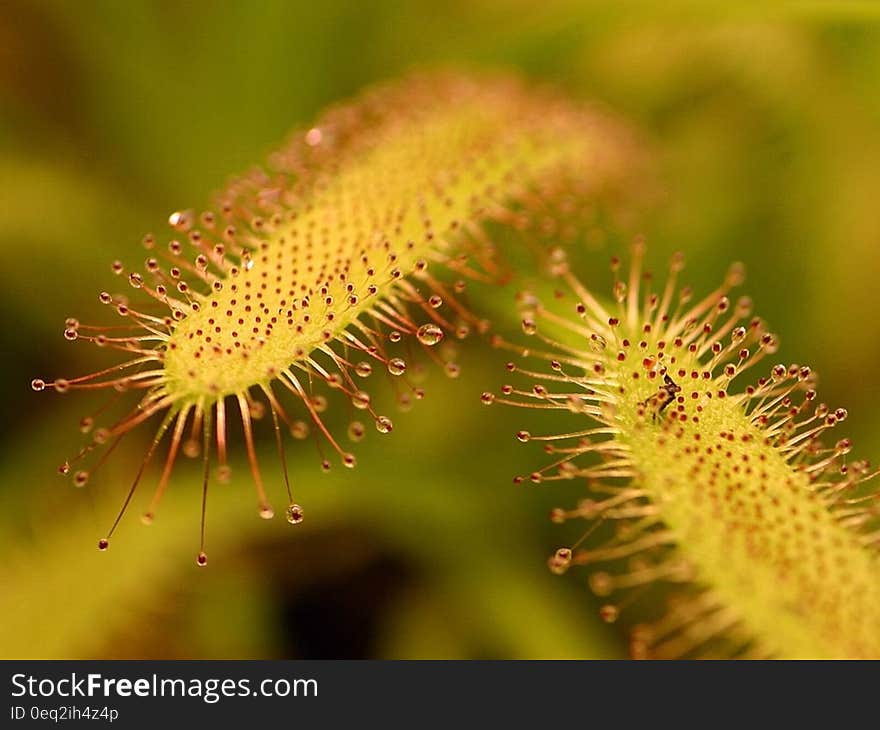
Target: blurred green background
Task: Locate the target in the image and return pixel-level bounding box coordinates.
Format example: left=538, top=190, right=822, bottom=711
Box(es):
left=3, top=0, right=880, bottom=658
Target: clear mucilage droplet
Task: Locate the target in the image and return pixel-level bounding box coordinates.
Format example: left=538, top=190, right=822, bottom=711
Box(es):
left=286, top=504, right=304, bottom=524
left=416, top=324, right=443, bottom=346
left=387, top=358, right=406, bottom=376
left=347, top=421, right=366, bottom=442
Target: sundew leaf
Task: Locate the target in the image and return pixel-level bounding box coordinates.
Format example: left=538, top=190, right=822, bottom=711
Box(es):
left=488, top=243, right=880, bottom=658
left=32, top=72, right=636, bottom=563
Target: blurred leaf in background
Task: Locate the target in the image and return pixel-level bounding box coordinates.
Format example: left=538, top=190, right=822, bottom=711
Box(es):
left=3, top=0, right=880, bottom=658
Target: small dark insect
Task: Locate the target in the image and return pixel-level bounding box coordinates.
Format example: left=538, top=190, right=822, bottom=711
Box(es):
left=641, top=373, right=682, bottom=418
left=657, top=373, right=682, bottom=413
